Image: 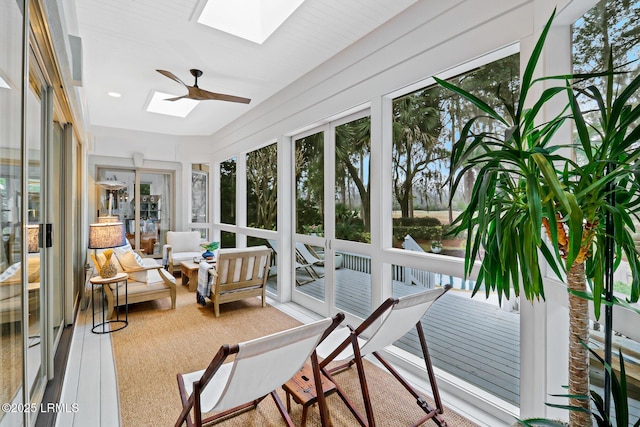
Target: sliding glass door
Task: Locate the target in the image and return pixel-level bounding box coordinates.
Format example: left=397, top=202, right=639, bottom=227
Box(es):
left=96, top=168, right=173, bottom=258
left=292, top=111, right=372, bottom=318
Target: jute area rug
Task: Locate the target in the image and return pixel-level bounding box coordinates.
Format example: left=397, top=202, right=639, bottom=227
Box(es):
left=111, top=280, right=479, bottom=427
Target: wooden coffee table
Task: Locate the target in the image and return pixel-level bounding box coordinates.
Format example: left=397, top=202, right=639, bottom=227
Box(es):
left=180, top=261, right=200, bottom=292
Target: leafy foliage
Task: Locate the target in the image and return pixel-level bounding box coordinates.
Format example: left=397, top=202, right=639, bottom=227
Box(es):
left=247, top=143, right=278, bottom=230
left=518, top=346, right=640, bottom=427
left=436, top=7, right=640, bottom=425
left=220, top=158, right=236, bottom=225
left=335, top=116, right=371, bottom=232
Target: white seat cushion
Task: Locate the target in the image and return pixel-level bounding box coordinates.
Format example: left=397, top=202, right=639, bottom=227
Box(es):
left=171, top=252, right=202, bottom=264
left=167, top=231, right=201, bottom=253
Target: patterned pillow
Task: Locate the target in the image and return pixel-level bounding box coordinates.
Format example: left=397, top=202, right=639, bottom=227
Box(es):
left=113, top=246, right=147, bottom=283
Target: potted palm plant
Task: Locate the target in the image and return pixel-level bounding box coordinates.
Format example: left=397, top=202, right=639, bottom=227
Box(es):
left=435, top=9, right=640, bottom=427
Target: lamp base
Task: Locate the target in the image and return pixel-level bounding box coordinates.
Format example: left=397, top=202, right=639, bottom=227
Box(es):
left=100, top=250, right=118, bottom=278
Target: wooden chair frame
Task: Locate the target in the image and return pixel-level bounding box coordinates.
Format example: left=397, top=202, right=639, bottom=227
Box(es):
left=208, top=246, right=271, bottom=317
left=175, top=313, right=345, bottom=427
left=318, top=286, right=452, bottom=427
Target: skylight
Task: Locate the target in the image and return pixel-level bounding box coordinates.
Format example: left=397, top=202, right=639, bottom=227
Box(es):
left=197, top=0, right=306, bottom=44
left=146, top=91, right=199, bottom=118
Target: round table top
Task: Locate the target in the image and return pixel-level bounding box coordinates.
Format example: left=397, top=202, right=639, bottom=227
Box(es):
left=90, top=272, right=128, bottom=284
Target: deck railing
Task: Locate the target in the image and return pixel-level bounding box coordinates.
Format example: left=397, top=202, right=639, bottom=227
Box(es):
left=339, top=251, right=433, bottom=288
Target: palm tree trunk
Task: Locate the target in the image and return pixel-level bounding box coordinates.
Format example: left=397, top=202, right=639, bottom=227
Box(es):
left=567, top=261, right=592, bottom=427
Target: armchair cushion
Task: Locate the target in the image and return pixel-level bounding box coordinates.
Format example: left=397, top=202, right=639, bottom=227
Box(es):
left=167, top=231, right=201, bottom=253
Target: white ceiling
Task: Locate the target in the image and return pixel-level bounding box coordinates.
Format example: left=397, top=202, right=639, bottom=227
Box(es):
left=75, top=0, right=418, bottom=136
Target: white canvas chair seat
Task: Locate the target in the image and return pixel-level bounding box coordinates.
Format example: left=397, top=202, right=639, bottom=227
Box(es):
left=176, top=313, right=344, bottom=427
left=316, top=286, right=452, bottom=427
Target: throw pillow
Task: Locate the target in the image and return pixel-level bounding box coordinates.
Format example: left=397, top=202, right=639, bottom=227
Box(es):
left=114, top=248, right=147, bottom=283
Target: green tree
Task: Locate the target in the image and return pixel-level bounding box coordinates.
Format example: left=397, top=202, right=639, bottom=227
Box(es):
left=335, top=116, right=371, bottom=232
left=220, top=158, right=236, bottom=224
left=392, top=89, right=445, bottom=218
left=247, top=144, right=277, bottom=230
left=296, top=132, right=324, bottom=233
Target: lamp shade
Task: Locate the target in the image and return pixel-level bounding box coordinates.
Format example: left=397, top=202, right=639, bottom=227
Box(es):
left=27, top=225, right=39, bottom=253
left=88, top=222, right=126, bottom=249
left=96, top=180, right=126, bottom=190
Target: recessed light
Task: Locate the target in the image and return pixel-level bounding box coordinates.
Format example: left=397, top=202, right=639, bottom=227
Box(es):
left=198, top=0, right=305, bottom=44
left=108, top=92, right=122, bottom=98
left=146, top=91, right=199, bottom=118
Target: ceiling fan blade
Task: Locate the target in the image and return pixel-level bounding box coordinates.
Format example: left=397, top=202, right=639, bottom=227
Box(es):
left=156, top=69, right=187, bottom=87
left=163, top=95, right=188, bottom=102
left=193, top=87, right=251, bottom=104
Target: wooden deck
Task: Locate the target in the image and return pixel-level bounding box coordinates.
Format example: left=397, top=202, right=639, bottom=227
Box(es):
left=268, top=266, right=522, bottom=405
left=268, top=266, right=640, bottom=419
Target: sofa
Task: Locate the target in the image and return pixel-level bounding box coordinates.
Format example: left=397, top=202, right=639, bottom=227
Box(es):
left=92, top=243, right=176, bottom=318
left=0, top=254, right=40, bottom=324
left=163, top=231, right=203, bottom=275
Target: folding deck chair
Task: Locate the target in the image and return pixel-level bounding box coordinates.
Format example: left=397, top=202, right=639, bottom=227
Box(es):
left=267, top=239, right=320, bottom=285
left=316, top=286, right=452, bottom=427
left=176, top=313, right=344, bottom=427
left=295, top=242, right=324, bottom=278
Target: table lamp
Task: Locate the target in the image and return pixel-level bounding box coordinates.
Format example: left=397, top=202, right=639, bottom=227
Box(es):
left=88, top=222, right=126, bottom=278
left=27, top=225, right=39, bottom=253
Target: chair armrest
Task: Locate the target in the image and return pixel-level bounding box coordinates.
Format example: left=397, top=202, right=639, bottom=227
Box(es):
left=158, top=268, right=177, bottom=288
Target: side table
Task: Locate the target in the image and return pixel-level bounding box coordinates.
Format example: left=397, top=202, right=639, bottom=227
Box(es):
left=90, top=272, right=128, bottom=334
left=283, top=363, right=337, bottom=427
left=179, top=261, right=200, bottom=292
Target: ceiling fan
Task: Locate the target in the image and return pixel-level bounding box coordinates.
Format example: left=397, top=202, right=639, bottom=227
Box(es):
left=156, top=69, right=251, bottom=104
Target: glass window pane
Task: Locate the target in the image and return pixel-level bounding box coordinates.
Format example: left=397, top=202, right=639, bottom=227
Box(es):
left=296, top=132, right=324, bottom=235
left=0, top=2, right=23, bottom=401
left=220, top=157, right=236, bottom=225
left=391, top=53, right=519, bottom=257
left=191, top=165, right=208, bottom=223
left=335, top=117, right=371, bottom=243
left=246, top=143, right=277, bottom=230
left=573, top=1, right=640, bottom=420
left=190, top=228, right=209, bottom=240
left=390, top=265, right=521, bottom=406
left=220, top=231, right=236, bottom=249
left=335, top=251, right=371, bottom=317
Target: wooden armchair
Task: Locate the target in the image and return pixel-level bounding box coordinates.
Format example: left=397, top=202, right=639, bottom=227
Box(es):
left=206, top=246, right=272, bottom=317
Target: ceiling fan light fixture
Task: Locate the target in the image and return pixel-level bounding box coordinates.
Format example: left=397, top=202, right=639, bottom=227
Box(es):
left=146, top=91, right=199, bottom=118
